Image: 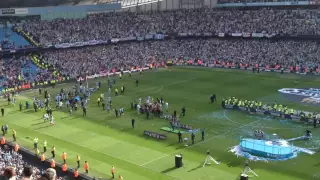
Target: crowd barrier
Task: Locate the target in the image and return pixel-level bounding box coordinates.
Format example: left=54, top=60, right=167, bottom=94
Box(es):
left=173, top=63, right=319, bottom=76
left=2, top=29, right=320, bottom=56
left=4, top=140, right=93, bottom=180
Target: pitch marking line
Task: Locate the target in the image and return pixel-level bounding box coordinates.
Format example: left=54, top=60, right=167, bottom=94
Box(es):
left=140, top=118, right=261, bottom=167
left=5, top=119, right=181, bottom=180
left=224, top=109, right=305, bottom=130
left=114, top=78, right=196, bottom=98
left=223, top=110, right=241, bottom=124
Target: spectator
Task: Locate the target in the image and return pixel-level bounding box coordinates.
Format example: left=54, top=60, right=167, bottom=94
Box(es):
left=21, top=166, right=33, bottom=180
left=20, top=8, right=320, bottom=46
left=43, top=168, right=56, bottom=180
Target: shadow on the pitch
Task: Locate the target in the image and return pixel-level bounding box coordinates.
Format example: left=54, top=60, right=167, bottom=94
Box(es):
left=227, top=161, right=242, bottom=167
left=161, top=167, right=177, bottom=174
left=187, top=164, right=202, bottom=172
left=31, top=122, right=45, bottom=126
left=175, top=145, right=186, bottom=150
left=314, top=162, right=320, bottom=167
left=32, top=118, right=43, bottom=121
left=120, top=128, right=132, bottom=132
left=33, top=125, right=51, bottom=130
left=165, top=142, right=177, bottom=147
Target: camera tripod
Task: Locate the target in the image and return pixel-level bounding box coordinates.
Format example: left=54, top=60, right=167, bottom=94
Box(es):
left=202, top=154, right=220, bottom=167
left=242, top=164, right=258, bottom=177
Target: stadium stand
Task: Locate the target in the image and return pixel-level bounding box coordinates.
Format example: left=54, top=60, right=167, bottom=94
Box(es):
left=20, top=8, right=320, bottom=46
left=0, top=56, right=56, bottom=92
left=0, top=26, right=31, bottom=49
left=37, top=39, right=319, bottom=78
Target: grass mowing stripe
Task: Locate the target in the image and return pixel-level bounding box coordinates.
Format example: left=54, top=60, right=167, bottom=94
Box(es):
left=3, top=115, right=180, bottom=180
left=141, top=118, right=261, bottom=167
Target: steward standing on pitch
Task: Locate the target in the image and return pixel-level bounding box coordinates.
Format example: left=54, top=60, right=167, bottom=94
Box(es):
left=51, top=145, right=56, bottom=158
left=201, top=130, right=205, bottom=141
left=76, top=155, right=80, bottom=168
left=111, top=166, right=115, bottom=179
left=181, top=106, right=186, bottom=116
left=12, top=129, right=16, bottom=141
left=131, top=119, right=135, bottom=128
left=84, top=161, right=89, bottom=173
left=43, top=140, right=47, bottom=152
left=191, top=133, right=195, bottom=144
left=33, top=138, right=38, bottom=149
left=178, top=131, right=182, bottom=143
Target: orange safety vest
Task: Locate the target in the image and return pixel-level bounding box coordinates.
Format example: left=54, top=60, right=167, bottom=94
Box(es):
left=14, top=144, right=19, bottom=152
left=74, top=170, right=79, bottom=177
left=1, top=137, right=5, bottom=145
left=51, top=160, right=55, bottom=168
left=62, top=164, right=67, bottom=172
left=40, top=154, right=45, bottom=161
left=62, top=152, right=67, bottom=160
left=84, top=162, right=89, bottom=170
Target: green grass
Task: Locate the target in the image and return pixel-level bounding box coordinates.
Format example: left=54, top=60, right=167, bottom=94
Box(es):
left=1, top=67, right=320, bottom=180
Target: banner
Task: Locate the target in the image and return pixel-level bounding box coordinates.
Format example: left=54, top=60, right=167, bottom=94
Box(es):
left=144, top=130, right=167, bottom=140
left=145, top=34, right=153, bottom=40
left=15, top=8, right=28, bottom=15
left=1, top=9, right=15, bottom=15
left=242, top=33, right=251, bottom=37
left=178, top=33, right=188, bottom=36
left=119, top=37, right=136, bottom=41
left=0, top=8, right=28, bottom=15
left=111, top=38, right=119, bottom=43
left=78, top=67, right=149, bottom=81
left=231, top=33, right=243, bottom=37
left=55, top=40, right=107, bottom=48
left=251, top=33, right=264, bottom=38
left=137, top=36, right=144, bottom=41
left=218, top=33, right=225, bottom=37
left=154, top=34, right=164, bottom=40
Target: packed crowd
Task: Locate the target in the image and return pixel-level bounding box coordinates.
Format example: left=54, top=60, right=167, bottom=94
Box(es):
left=0, top=146, right=41, bottom=179
left=0, top=146, right=63, bottom=180
left=0, top=56, right=54, bottom=89
left=21, top=8, right=320, bottom=45
left=40, top=39, right=320, bottom=77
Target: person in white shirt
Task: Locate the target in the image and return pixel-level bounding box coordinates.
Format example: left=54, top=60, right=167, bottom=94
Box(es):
left=59, top=101, right=63, bottom=109
left=119, top=108, right=124, bottom=116
left=137, top=104, right=141, bottom=114
left=43, top=113, right=49, bottom=122
left=50, top=115, right=54, bottom=126
left=165, top=102, right=169, bottom=112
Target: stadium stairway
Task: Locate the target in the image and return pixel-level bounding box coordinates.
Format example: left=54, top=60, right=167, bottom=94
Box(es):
left=0, top=25, right=30, bottom=49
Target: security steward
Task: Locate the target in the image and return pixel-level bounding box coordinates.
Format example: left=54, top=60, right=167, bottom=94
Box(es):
left=76, top=155, right=81, bottom=168
left=74, top=169, right=79, bottom=180
left=51, top=145, right=56, bottom=158
left=178, top=131, right=182, bottom=143
left=43, top=140, right=47, bottom=152
left=131, top=119, right=135, bottom=128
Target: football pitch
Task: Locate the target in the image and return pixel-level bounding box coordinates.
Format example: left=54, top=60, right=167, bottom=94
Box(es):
left=1, top=66, right=320, bottom=180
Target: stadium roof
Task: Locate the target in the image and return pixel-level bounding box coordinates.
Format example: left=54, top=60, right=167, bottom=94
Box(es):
left=0, top=0, right=117, bottom=8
